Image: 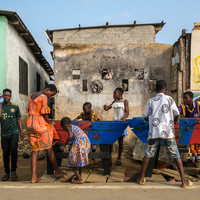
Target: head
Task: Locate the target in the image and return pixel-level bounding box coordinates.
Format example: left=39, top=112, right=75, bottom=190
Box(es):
left=183, top=91, right=193, bottom=105
left=60, top=117, right=71, bottom=130
left=44, top=84, right=57, bottom=99
left=3, top=89, right=12, bottom=103
left=113, top=87, right=124, bottom=99
left=156, top=80, right=167, bottom=94
left=83, top=102, right=92, bottom=114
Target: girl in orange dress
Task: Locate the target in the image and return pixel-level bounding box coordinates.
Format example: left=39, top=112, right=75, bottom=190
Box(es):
left=27, top=84, right=66, bottom=183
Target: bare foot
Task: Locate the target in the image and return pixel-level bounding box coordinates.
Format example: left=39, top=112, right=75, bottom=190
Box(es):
left=30, top=178, right=42, bottom=183
left=55, top=171, right=66, bottom=178
left=60, top=174, right=74, bottom=183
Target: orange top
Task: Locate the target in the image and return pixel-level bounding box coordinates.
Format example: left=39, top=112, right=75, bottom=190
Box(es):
left=26, top=94, right=53, bottom=134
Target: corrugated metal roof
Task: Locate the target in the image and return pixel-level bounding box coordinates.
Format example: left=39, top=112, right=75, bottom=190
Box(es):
left=46, top=21, right=165, bottom=42
left=0, top=10, right=53, bottom=76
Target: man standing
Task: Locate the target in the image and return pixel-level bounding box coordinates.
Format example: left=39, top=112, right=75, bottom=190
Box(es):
left=0, top=89, right=24, bottom=181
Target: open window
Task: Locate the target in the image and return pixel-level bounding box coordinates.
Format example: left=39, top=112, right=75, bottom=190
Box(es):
left=72, top=69, right=80, bottom=79
left=82, top=80, right=87, bottom=91
left=102, top=69, right=113, bottom=80
left=149, top=79, right=157, bottom=92
left=122, top=79, right=128, bottom=91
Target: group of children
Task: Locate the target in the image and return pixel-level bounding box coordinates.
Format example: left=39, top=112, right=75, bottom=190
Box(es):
left=0, top=80, right=198, bottom=188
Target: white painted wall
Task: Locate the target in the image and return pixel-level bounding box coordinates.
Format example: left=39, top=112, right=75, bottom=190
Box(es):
left=5, top=19, right=50, bottom=126
left=190, top=29, right=200, bottom=92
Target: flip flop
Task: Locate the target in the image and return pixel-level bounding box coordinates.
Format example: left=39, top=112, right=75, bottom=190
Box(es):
left=137, top=178, right=146, bottom=185
left=181, top=180, right=193, bottom=189
left=72, top=180, right=84, bottom=184
left=30, top=178, right=42, bottom=183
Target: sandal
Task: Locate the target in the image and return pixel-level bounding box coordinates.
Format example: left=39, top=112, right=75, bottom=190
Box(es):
left=116, top=159, right=122, bottom=166
left=181, top=180, right=193, bottom=189
left=196, top=156, right=200, bottom=163
left=188, top=156, right=195, bottom=163
left=137, top=178, right=146, bottom=185
left=72, top=180, right=84, bottom=184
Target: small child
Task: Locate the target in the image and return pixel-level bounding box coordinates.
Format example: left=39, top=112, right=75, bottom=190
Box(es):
left=178, top=91, right=200, bottom=162
left=103, top=87, right=129, bottom=166
left=74, top=102, right=100, bottom=154
left=74, top=102, right=101, bottom=121
left=59, top=117, right=91, bottom=184
left=138, top=80, right=192, bottom=188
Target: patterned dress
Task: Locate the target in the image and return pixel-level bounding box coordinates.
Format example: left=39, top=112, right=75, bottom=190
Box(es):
left=68, top=125, right=91, bottom=167
left=26, top=94, right=59, bottom=151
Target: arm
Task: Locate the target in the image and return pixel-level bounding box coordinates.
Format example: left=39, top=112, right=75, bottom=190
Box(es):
left=142, top=100, right=151, bottom=121
left=59, top=125, right=73, bottom=151
left=42, top=114, right=54, bottom=125
left=73, top=115, right=81, bottom=121
left=17, top=118, right=24, bottom=140
left=121, top=100, right=129, bottom=122
left=104, top=100, right=115, bottom=111
left=174, top=115, right=179, bottom=124
left=0, top=103, right=2, bottom=120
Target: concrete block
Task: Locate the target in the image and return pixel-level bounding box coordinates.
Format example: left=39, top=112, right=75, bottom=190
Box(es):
left=86, top=168, right=107, bottom=183
left=118, top=33, right=131, bottom=39
left=105, top=33, right=116, bottom=38
left=79, top=33, right=92, bottom=38
left=107, top=166, right=126, bottom=182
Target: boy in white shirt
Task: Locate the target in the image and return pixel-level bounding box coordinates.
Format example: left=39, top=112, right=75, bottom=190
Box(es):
left=138, top=80, right=193, bottom=188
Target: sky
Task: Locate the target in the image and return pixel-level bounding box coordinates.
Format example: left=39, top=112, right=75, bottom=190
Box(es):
left=1, top=0, right=200, bottom=68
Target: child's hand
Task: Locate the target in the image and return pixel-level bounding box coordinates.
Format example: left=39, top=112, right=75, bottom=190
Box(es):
left=121, top=117, right=126, bottom=122
left=103, top=105, right=108, bottom=110
left=59, top=145, right=66, bottom=151
left=20, top=132, right=24, bottom=140
left=50, top=120, right=55, bottom=126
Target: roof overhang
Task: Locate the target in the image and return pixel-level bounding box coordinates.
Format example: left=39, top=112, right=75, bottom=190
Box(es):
left=46, top=21, right=165, bottom=43
left=0, top=10, right=54, bottom=76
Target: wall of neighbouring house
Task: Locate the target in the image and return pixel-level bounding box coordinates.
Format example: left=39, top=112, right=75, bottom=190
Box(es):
left=190, top=26, right=200, bottom=100
left=5, top=19, right=50, bottom=127
left=171, top=33, right=191, bottom=106
left=52, top=26, right=172, bottom=124
left=0, top=16, right=7, bottom=94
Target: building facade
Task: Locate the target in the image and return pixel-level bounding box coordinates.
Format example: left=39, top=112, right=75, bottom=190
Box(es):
left=46, top=22, right=172, bottom=123
left=0, top=11, right=53, bottom=126
left=171, top=23, right=200, bottom=106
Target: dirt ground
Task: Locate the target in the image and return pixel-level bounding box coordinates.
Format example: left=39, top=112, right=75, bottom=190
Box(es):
left=0, top=157, right=46, bottom=182
left=0, top=144, right=141, bottom=182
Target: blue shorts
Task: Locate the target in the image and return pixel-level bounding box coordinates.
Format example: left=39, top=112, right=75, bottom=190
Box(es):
left=145, top=138, right=180, bottom=159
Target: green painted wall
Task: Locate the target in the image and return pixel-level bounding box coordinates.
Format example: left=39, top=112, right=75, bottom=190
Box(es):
left=0, top=16, right=7, bottom=94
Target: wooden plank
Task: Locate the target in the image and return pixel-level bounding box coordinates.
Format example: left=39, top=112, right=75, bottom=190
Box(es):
left=153, top=169, right=198, bottom=182
left=146, top=174, right=166, bottom=182
left=55, top=152, right=110, bottom=159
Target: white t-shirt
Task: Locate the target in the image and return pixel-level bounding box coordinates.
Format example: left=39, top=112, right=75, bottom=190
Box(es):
left=143, top=93, right=179, bottom=139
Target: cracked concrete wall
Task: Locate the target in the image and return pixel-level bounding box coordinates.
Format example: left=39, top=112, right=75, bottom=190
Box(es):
left=53, top=43, right=172, bottom=121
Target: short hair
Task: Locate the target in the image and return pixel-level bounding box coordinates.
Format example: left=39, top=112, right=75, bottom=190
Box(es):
left=184, top=91, right=193, bottom=99
left=83, top=102, right=92, bottom=109
left=45, top=84, right=57, bottom=93
left=115, top=87, right=124, bottom=95
left=60, top=117, right=71, bottom=126
left=156, top=80, right=167, bottom=92
left=3, top=88, right=12, bottom=94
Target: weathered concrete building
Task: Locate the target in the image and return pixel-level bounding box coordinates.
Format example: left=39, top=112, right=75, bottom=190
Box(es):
left=46, top=22, right=172, bottom=122
left=171, top=23, right=200, bottom=106
left=0, top=11, right=53, bottom=126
